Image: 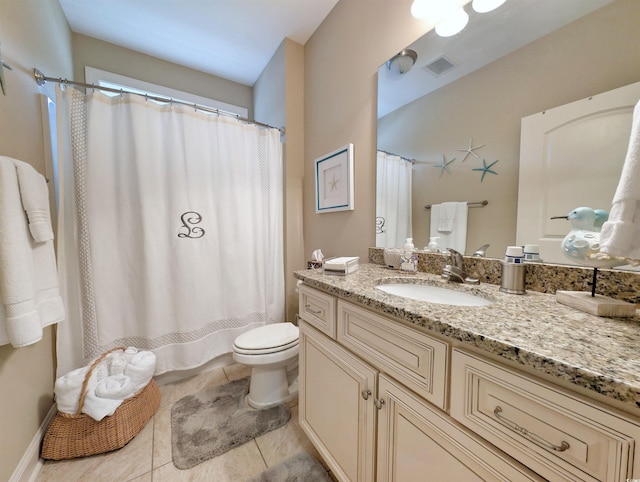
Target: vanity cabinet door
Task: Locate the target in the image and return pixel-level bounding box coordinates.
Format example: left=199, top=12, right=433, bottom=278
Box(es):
left=298, top=320, right=377, bottom=482
left=376, top=374, right=544, bottom=482
left=337, top=299, right=448, bottom=410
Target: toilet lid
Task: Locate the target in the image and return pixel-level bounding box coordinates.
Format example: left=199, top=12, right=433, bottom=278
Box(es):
left=234, top=322, right=299, bottom=351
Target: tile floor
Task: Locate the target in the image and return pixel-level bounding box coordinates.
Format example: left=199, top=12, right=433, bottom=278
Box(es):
left=36, top=363, right=327, bottom=481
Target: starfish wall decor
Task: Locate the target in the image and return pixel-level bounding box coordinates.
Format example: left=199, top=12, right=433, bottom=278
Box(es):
left=472, top=159, right=499, bottom=182
left=457, top=137, right=484, bottom=162
left=433, top=154, right=455, bottom=177
left=429, top=139, right=500, bottom=181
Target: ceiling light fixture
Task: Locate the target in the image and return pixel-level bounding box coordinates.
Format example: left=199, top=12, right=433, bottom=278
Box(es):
left=410, top=0, right=451, bottom=20
left=386, top=49, right=418, bottom=75
left=472, top=0, right=507, bottom=13
left=435, top=7, right=469, bottom=37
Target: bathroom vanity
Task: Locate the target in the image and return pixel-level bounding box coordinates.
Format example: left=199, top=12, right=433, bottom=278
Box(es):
left=295, top=263, right=640, bottom=482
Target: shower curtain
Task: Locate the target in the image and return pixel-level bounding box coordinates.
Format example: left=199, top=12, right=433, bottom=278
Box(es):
left=54, top=85, right=284, bottom=377
left=376, top=151, right=412, bottom=248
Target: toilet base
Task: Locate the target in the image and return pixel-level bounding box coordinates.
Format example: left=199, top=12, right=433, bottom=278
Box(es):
left=246, top=364, right=298, bottom=409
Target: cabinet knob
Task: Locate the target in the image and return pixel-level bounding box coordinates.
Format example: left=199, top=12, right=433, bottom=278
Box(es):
left=361, top=389, right=371, bottom=400
left=374, top=398, right=385, bottom=409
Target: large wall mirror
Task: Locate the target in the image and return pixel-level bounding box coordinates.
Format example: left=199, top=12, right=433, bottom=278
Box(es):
left=376, top=0, right=640, bottom=269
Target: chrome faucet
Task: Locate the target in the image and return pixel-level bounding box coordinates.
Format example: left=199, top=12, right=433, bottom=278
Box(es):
left=442, top=248, right=480, bottom=284
left=472, top=244, right=490, bottom=257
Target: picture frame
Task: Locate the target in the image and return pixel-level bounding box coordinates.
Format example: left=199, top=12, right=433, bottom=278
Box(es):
left=315, top=143, right=354, bottom=213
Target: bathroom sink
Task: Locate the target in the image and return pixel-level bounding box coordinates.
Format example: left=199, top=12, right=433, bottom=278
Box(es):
left=376, top=283, right=492, bottom=307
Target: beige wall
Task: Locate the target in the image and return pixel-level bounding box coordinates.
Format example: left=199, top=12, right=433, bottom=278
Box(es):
left=0, top=0, right=73, bottom=479
left=72, top=33, right=253, bottom=117
left=254, top=39, right=306, bottom=322
left=378, top=0, right=640, bottom=257
left=304, top=0, right=433, bottom=263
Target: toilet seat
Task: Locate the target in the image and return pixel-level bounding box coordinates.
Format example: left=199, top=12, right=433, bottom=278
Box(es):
left=233, top=323, right=299, bottom=355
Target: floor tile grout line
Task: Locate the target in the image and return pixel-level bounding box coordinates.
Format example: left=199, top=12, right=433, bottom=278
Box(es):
left=150, top=413, right=155, bottom=482
left=254, top=439, right=269, bottom=470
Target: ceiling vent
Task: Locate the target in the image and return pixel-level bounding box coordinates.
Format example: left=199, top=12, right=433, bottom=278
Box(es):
left=421, top=55, right=456, bottom=76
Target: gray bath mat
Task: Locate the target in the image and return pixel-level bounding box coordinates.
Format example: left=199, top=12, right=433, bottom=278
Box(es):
left=249, top=452, right=333, bottom=482
left=171, top=376, right=291, bottom=470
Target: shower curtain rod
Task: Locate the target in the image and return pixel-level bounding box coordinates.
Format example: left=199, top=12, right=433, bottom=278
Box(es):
left=33, top=68, right=284, bottom=134
left=378, top=149, right=416, bottom=164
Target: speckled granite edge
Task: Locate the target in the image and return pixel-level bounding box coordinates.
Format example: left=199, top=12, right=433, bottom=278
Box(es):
left=295, top=263, right=640, bottom=412
left=369, top=247, right=640, bottom=304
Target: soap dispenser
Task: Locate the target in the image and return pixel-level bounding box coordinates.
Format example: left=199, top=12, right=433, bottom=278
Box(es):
left=400, top=238, right=418, bottom=273
left=426, top=237, right=440, bottom=253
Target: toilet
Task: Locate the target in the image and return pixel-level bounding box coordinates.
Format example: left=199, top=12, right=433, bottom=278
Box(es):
left=232, top=322, right=299, bottom=409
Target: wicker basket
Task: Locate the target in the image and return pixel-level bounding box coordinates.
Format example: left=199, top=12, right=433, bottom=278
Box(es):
left=41, top=348, right=161, bottom=460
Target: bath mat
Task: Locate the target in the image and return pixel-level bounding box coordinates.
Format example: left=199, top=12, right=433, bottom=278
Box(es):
left=171, top=376, right=291, bottom=470
left=248, top=452, right=333, bottom=482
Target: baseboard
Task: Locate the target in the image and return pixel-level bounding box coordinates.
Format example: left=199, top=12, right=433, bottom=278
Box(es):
left=10, top=403, right=57, bottom=482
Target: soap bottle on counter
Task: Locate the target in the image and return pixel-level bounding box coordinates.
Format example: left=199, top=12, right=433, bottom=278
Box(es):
left=425, top=236, right=440, bottom=253
left=400, top=238, right=418, bottom=273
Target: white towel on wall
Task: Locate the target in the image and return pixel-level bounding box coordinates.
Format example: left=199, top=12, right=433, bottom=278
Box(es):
left=599, top=99, right=640, bottom=262
left=11, top=159, right=54, bottom=242
left=430, top=202, right=468, bottom=254
left=0, top=156, right=65, bottom=347
left=437, top=202, right=458, bottom=233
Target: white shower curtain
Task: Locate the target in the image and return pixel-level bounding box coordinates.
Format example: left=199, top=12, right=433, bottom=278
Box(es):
left=55, top=85, right=284, bottom=376
left=376, top=151, right=412, bottom=248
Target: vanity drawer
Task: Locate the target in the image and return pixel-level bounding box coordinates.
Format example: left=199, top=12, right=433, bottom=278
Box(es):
left=337, top=300, right=448, bottom=410
left=451, top=349, right=640, bottom=482
left=298, top=284, right=336, bottom=338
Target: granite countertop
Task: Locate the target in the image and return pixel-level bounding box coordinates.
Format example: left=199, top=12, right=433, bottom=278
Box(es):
left=294, top=263, right=640, bottom=413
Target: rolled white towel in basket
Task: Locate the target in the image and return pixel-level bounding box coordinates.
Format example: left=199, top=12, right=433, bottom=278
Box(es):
left=95, top=374, right=134, bottom=400
left=123, top=346, right=138, bottom=363
left=54, top=348, right=156, bottom=420
left=107, top=350, right=128, bottom=376
left=54, top=365, right=90, bottom=414
left=124, top=350, right=156, bottom=395
left=54, top=358, right=110, bottom=415
left=82, top=390, right=124, bottom=421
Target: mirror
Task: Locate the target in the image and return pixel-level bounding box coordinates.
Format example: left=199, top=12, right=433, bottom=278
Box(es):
left=376, top=0, right=638, bottom=267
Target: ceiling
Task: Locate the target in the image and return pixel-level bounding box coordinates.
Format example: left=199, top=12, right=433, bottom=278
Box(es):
left=58, top=0, right=339, bottom=87
left=58, top=0, right=613, bottom=111
left=378, top=0, right=614, bottom=118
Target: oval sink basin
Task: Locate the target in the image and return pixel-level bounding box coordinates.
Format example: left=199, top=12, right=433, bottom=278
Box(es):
left=377, top=283, right=492, bottom=307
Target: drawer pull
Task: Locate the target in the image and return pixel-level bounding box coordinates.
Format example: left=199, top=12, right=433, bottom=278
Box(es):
left=361, top=389, right=371, bottom=400
left=305, top=304, right=322, bottom=315
left=374, top=398, right=385, bottom=409
left=494, top=406, right=570, bottom=453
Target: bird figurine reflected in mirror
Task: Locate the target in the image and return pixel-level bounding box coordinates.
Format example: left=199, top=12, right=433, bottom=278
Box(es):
left=551, top=207, right=627, bottom=268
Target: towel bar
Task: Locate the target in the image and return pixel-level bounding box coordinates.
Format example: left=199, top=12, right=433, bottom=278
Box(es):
left=424, top=200, right=488, bottom=210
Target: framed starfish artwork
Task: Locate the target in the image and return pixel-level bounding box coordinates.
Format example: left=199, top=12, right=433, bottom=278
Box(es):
left=315, top=143, right=354, bottom=213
